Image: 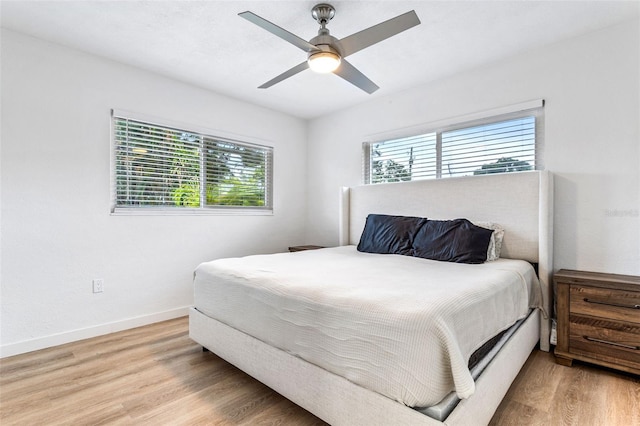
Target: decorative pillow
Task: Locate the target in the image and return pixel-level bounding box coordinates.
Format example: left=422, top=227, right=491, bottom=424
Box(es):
left=412, top=218, right=494, bottom=264
left=474, top=222, right=505, bottom=261
left=357, top=214, right=427, bottom=255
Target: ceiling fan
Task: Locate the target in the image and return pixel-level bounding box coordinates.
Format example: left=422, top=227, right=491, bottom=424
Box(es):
left=239, top=3, right=420, bottom=94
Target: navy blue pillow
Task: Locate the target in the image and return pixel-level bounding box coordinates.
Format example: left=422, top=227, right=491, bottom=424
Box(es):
left=357, top=214, right=427, bottom=255
left=412, top=218, right=494, bottom=264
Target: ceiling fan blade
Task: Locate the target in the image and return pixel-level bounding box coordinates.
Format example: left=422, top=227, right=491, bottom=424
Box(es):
left=239, top=11, right=318, bottom=53
left=338, top=10, right=420, bottom=57
left=258, top=61, right=310, bottom=89
left=333, top=59, right=379, bottom=94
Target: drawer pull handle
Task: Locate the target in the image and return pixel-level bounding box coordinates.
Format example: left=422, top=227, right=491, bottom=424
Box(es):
left=583, top=298, right=640, bottom=310
left=583, top=336, right=640, bottom=351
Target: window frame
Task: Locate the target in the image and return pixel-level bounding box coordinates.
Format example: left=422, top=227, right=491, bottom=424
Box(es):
left=363, top=100, right=544, bottom=184
left=110, top=109, right=274, bottom=216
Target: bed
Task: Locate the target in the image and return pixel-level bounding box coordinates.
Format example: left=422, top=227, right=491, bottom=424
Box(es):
left=189, top=170, right=553, bottom=425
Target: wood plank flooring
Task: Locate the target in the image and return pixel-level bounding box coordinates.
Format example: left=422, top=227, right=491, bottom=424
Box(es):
left=1, top=317, right=638, bottom=425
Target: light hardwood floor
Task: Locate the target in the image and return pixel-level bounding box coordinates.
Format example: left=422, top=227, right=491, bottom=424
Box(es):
left=1, top=317, right=638, bottom=425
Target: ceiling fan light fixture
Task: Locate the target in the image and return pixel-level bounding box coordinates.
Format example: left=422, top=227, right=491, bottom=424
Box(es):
left=307, top=51, right=341, bottom=73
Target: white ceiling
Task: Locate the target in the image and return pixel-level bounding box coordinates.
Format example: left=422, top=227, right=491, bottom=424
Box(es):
left=1, top=1, right=638, bottom=119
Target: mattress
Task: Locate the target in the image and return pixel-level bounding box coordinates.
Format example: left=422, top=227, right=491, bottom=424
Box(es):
left=419, top=313, right=528, bottom=420
left=193, top=245, right=542, bottom=408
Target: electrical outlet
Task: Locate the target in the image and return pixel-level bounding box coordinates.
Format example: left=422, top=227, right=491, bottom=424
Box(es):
left=92, top=279, right=104, bottom=293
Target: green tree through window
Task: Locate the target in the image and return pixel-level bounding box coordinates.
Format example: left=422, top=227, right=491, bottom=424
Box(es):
left=473, top=157, right=532, bottom=175
left=113, top=114, right=272, bottom=212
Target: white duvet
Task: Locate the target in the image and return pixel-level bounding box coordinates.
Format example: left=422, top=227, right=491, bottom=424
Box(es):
left=193, top=245, right=541, bottom=407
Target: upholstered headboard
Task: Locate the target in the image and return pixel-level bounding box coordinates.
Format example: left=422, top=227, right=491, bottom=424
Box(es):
left=338, top=171, right=554, bottom=350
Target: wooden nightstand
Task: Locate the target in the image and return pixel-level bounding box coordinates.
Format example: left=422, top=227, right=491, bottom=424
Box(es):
left=288, top=245, right=325, bottom=252
left=554, top=269, right=640, bottom=375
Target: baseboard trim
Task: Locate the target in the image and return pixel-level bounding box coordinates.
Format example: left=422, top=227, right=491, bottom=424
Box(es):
left=0, top=306, right=190, bottom=358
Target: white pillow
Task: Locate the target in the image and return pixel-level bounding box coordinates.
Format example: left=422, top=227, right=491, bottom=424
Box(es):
left=474, top=222, right=505, bottom=261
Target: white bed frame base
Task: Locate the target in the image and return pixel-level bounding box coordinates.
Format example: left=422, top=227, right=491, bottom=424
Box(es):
left=190, top=171, right=553, bottom=425
left=189, top=308, right=538, bottom=425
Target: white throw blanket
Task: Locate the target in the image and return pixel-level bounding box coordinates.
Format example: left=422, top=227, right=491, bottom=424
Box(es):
left=193, top=245, right=541, bottom=407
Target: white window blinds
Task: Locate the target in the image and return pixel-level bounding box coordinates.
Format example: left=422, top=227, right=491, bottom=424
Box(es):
left=442, top=116, right=535, bottom=177
left=113, top=112, right=273, bottom=212
left=364, top=105, right=542, bottom=184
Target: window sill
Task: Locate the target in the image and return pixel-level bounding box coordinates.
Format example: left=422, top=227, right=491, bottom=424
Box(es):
left=110, top=207, right=273, bottom=216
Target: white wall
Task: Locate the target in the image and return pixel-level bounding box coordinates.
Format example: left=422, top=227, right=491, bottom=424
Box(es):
left=0, top=29, right=308, bottom=356
left=306, top=18, right=640, bottom=276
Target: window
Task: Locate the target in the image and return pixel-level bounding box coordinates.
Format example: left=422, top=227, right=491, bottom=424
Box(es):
left=364, top=103, right=543, bottom=184
left=112, top=111, right=273, bottom=213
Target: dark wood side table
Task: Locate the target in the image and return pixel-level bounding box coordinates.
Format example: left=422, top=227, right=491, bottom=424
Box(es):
left=288, top=245, right=325, bottom=252
left=554, top=269, right=640, bottom=375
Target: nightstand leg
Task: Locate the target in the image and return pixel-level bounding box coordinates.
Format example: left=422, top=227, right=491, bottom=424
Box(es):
left=555, top=356, right=573, bottom=367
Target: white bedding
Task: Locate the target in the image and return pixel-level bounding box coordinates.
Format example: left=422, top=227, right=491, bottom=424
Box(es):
left=193, top=245, right=542, bottom=408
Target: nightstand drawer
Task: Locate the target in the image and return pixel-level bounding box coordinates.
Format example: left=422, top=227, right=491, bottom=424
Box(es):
left=570, top=286, right=640, bottom=324
left=569, top=316, right=640, bottom=369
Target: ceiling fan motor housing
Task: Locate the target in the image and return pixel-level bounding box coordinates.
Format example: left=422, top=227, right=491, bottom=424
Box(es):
left=309, top=33, right=343, bottom=57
